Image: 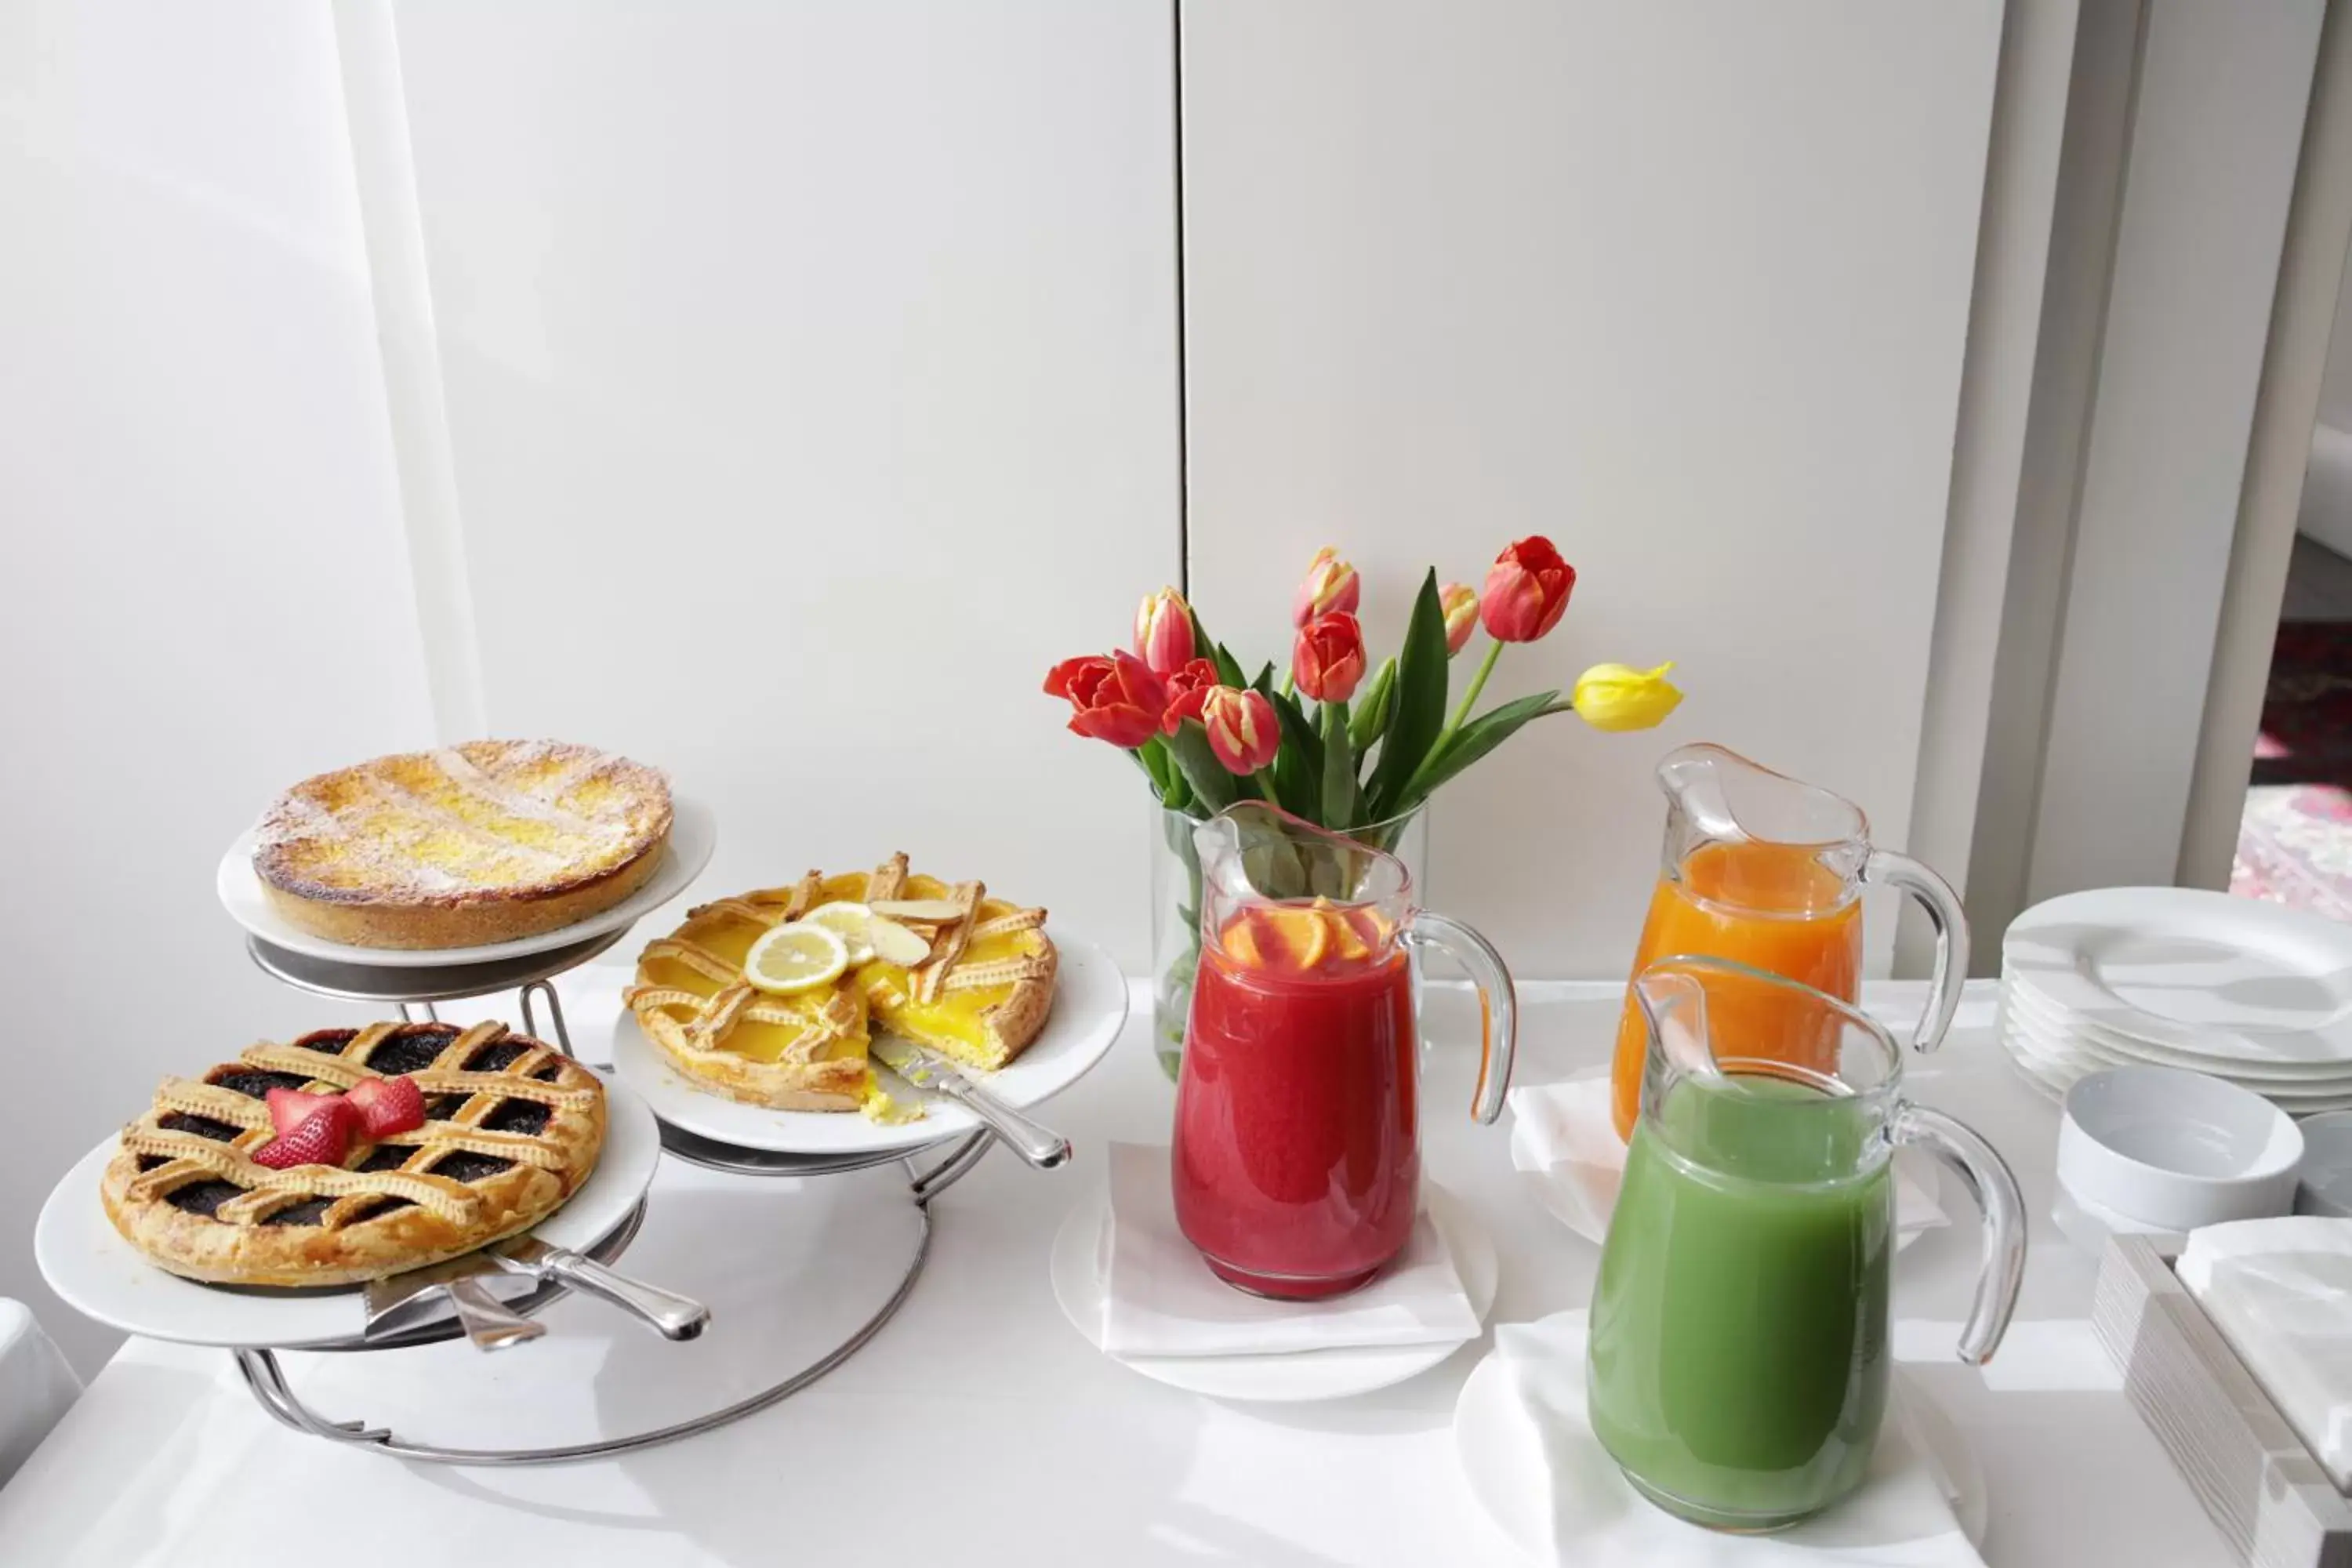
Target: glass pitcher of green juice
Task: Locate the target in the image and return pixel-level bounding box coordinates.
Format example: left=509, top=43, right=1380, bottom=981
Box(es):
left=1588, top=956, right=2025, bottom=1534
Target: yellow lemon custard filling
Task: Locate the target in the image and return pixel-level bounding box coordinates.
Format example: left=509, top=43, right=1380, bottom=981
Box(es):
left=623, top=855, right=1055, bottom=1112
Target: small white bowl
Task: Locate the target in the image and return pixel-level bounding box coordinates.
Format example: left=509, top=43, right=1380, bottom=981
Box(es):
left=2056, top=1066, right=2304, bottom=1232
left=2295, top=1110, right=2352, bottom=1218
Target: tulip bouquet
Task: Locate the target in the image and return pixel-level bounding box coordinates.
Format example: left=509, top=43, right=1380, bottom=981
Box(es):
left=1045, top=537, right=1683, bottom=1071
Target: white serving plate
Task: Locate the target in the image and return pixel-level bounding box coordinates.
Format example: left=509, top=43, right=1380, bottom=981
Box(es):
left=35, top=1065, right=660, bottom=1349
left=1050, top=1179, right=1497, bottom=1403
left=214, top=793, right=717, bottom=969
left=609, top=931, right=1127, bottom=1155
left=2004, top=887, right=2352, bottom=1067
left=2002, top=987, right=2352, bottom=1111
left=1450, top=1312, right=1987, bottom=1563
left=2006, top=975, right=2352, bottom=1085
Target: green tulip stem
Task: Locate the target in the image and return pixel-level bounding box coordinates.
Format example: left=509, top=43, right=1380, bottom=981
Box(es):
left=1441, top=641, right=1504, bottom=745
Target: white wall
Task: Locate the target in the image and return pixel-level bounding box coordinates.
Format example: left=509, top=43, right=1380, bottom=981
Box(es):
left=369, top=0, right=1182, bottom=962
left=1180, top=0, right=2004, bottom=978
left=0, top=1, right=435, bottom=1374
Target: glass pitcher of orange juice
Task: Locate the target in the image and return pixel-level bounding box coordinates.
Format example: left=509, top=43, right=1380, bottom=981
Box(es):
left=1607, top=745, right=1969, bottom=1140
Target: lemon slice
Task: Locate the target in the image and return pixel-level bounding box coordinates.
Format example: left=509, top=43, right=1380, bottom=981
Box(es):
left=866, top=914, right=935, bottom=967
left=742, top=921, right=849, bottom=994
left=803, top=900, right=877, bottom=964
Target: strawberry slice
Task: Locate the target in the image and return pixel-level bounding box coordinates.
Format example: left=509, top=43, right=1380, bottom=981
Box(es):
left=265, top=1087, right=339, bottom=1138
left=250, top=1098, right=360, bottom=1171
left=345, top=1076, right=426, bottom=1140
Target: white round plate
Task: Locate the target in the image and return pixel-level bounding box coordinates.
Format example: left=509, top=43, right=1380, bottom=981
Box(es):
left=609, top=931, right=1127, bottom=1154
left=2005, top=974, right=2352, bottom=1085
left=2002, top=987, right=2352, bottom=1110
left=1050, top=1179, right=1497, bottom=1402
left=35, top=1065, right=661, bottom=1349
left=2005, top=887, right=2352, bottom=1066
left=214, top=794, right=717, bottom=970
left=1451, top=1312, right=1986, bottom=1563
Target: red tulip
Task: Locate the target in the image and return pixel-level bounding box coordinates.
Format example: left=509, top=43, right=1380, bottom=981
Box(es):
left=1291, top=546, right=1361, bottom=627
left=1479, top=536, right=1575, bottom=643
left=1132, top=586, right=1195, bottom=676
left=1439, top=582, right=1479, bottom=655
left=1160, top=657, right=1221, bottom=733
left=1044, top=651, right=1167, bottom=749
left=1197, top=687, right=1280, bottom=774
left=1292, top=611, right=1367, bottom=703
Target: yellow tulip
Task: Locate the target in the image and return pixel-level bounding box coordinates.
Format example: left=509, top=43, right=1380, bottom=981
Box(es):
left=1570, top=662, right=1682, bottom=732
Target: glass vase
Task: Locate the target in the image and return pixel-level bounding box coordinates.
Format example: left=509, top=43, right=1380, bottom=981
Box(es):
left=1149, top=803, right=1428, bottom=1081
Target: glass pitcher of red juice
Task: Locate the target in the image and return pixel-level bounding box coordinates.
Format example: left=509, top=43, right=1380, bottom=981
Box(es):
left=1174, top=802, right=1517, bottom=1299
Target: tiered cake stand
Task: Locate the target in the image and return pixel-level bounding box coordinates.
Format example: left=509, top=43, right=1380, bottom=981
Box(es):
left=183, top=806, right=1082, bottom=1465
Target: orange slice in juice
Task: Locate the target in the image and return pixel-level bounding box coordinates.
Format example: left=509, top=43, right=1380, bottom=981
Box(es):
left=1326, top=907, right=1372, bottom=964
left=1258, top=906, right=1331, bottom=971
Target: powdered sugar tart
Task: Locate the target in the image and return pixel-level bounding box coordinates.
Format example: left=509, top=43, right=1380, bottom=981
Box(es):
left=103, top=1022, right=605, bottom=1287
left=626, top=854, right=1057, bottom=1112
left=253, top=739, right=672, bottom=950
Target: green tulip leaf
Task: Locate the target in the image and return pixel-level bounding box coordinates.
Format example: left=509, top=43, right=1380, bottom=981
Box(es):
left=1364, top=572, right=1450, bottom=819
left=1396, top=690, right=1562, bottom=812
left=1348, top=657, right=1397, bottom=756
left=1163, top=720, right=1241, bottom=814
left=1210, top=640, right=1248, bottom=688
left=1320, top=699, right=1358, bottom=830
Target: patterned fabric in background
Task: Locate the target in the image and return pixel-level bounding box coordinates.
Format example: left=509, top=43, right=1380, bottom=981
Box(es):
left=2234, top=623, right=2352, bottom=921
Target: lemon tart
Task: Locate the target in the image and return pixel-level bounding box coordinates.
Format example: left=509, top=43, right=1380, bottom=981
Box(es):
left=623, top=855, right=1057, bottom=1112
left=254, top=739, right=672, bottom=950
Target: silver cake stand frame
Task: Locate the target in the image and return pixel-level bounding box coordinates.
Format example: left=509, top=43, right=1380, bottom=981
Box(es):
left=227, top=923, right=1023, bottom=1465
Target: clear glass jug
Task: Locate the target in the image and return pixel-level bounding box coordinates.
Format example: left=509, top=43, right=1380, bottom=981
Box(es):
left=1609, top=743, right=1971, bottom=1140
left=1173, top=802, right=1516, bottom=1299
left=1589, top=956, right=2024, bottom=1533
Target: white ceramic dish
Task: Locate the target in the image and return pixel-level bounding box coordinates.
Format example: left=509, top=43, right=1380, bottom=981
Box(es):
left=1051, top=1179, right=1497, bottom=1402
left=2005, top=887, right=2352, bottom=1066
left=2051, top=1173, right=2182, bottom=1259
left=35, top=1065, right=661, bottom=1349
left=214, top=793, right=717, bottom=970
left=2003, top=989, right=2352, bottom=1105
left=2294, top=1110, right=2352, bottom=1218
left=2006, top=972, right=2352, bottom=1085
left=608, top=931, right=1127, bottom=1155
left=2056, top=1066, right=2304, bottom=1232
left=1450, top=1315, right=1987, bottom=1562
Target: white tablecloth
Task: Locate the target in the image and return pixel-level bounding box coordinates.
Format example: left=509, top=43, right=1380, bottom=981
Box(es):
left=0, top=975, right=2234, bottom=1566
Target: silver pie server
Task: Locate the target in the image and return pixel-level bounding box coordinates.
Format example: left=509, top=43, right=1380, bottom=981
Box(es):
left=488, top=1236, right=710, bottom=1341
left=869, top=1034, right=1073, bottom=1170
left=365, top=1255, right=544, bottom=1351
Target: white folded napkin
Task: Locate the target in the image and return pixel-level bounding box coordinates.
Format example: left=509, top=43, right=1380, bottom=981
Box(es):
left=1508, top=1074, right=1951, bottom=1244
left=1494, top=1312, right=1980, bottom=1566
left=1101, top=1141, right=1481, bottom=1358
left=2177, top=1217, right=2352, bottom=1490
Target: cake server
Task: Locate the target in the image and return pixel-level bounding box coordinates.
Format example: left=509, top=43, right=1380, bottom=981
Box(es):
left=869, top=1035, right=1073, bottom=1170
left=364, top=1257, right=545, bottom=1351
left=488, top=1236, right=710, bottom=1341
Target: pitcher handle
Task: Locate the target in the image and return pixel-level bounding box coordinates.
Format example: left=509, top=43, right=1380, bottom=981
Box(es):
left=1891, top=1105, right=2025, bottom=1366
left=1403, top=912, right=1517, bottom=1124
left=1860, top=849, right=1971, bottom=1054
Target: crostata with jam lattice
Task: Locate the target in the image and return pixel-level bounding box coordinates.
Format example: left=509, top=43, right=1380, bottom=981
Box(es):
left=103, top=1022, right=606, bottom=1287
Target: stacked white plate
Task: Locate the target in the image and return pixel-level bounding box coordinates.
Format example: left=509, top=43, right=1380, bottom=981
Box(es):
left=2001, top=887, right=2352, bottom=1114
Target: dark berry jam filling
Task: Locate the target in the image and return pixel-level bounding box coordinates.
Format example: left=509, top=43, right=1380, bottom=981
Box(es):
left=295, top=1029, right=357, bottom=1055
left=429, top=1150, right=514, bottom=1182
left=158, top=1111, right=241, bottom=1143
left=357, top=1144, right=417, bottom=1173
left=209, top=1069, right=311, bottom=1099
left=368, top=1028, right=458, bottom=1076
left=165, top=1180, right=245, bottom=1218
left=481, top=1100, right=550, bottom=1136
left=465, top=1040, right=529, bottom=1073
left=262, top=1197, right=332, bottom=1228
